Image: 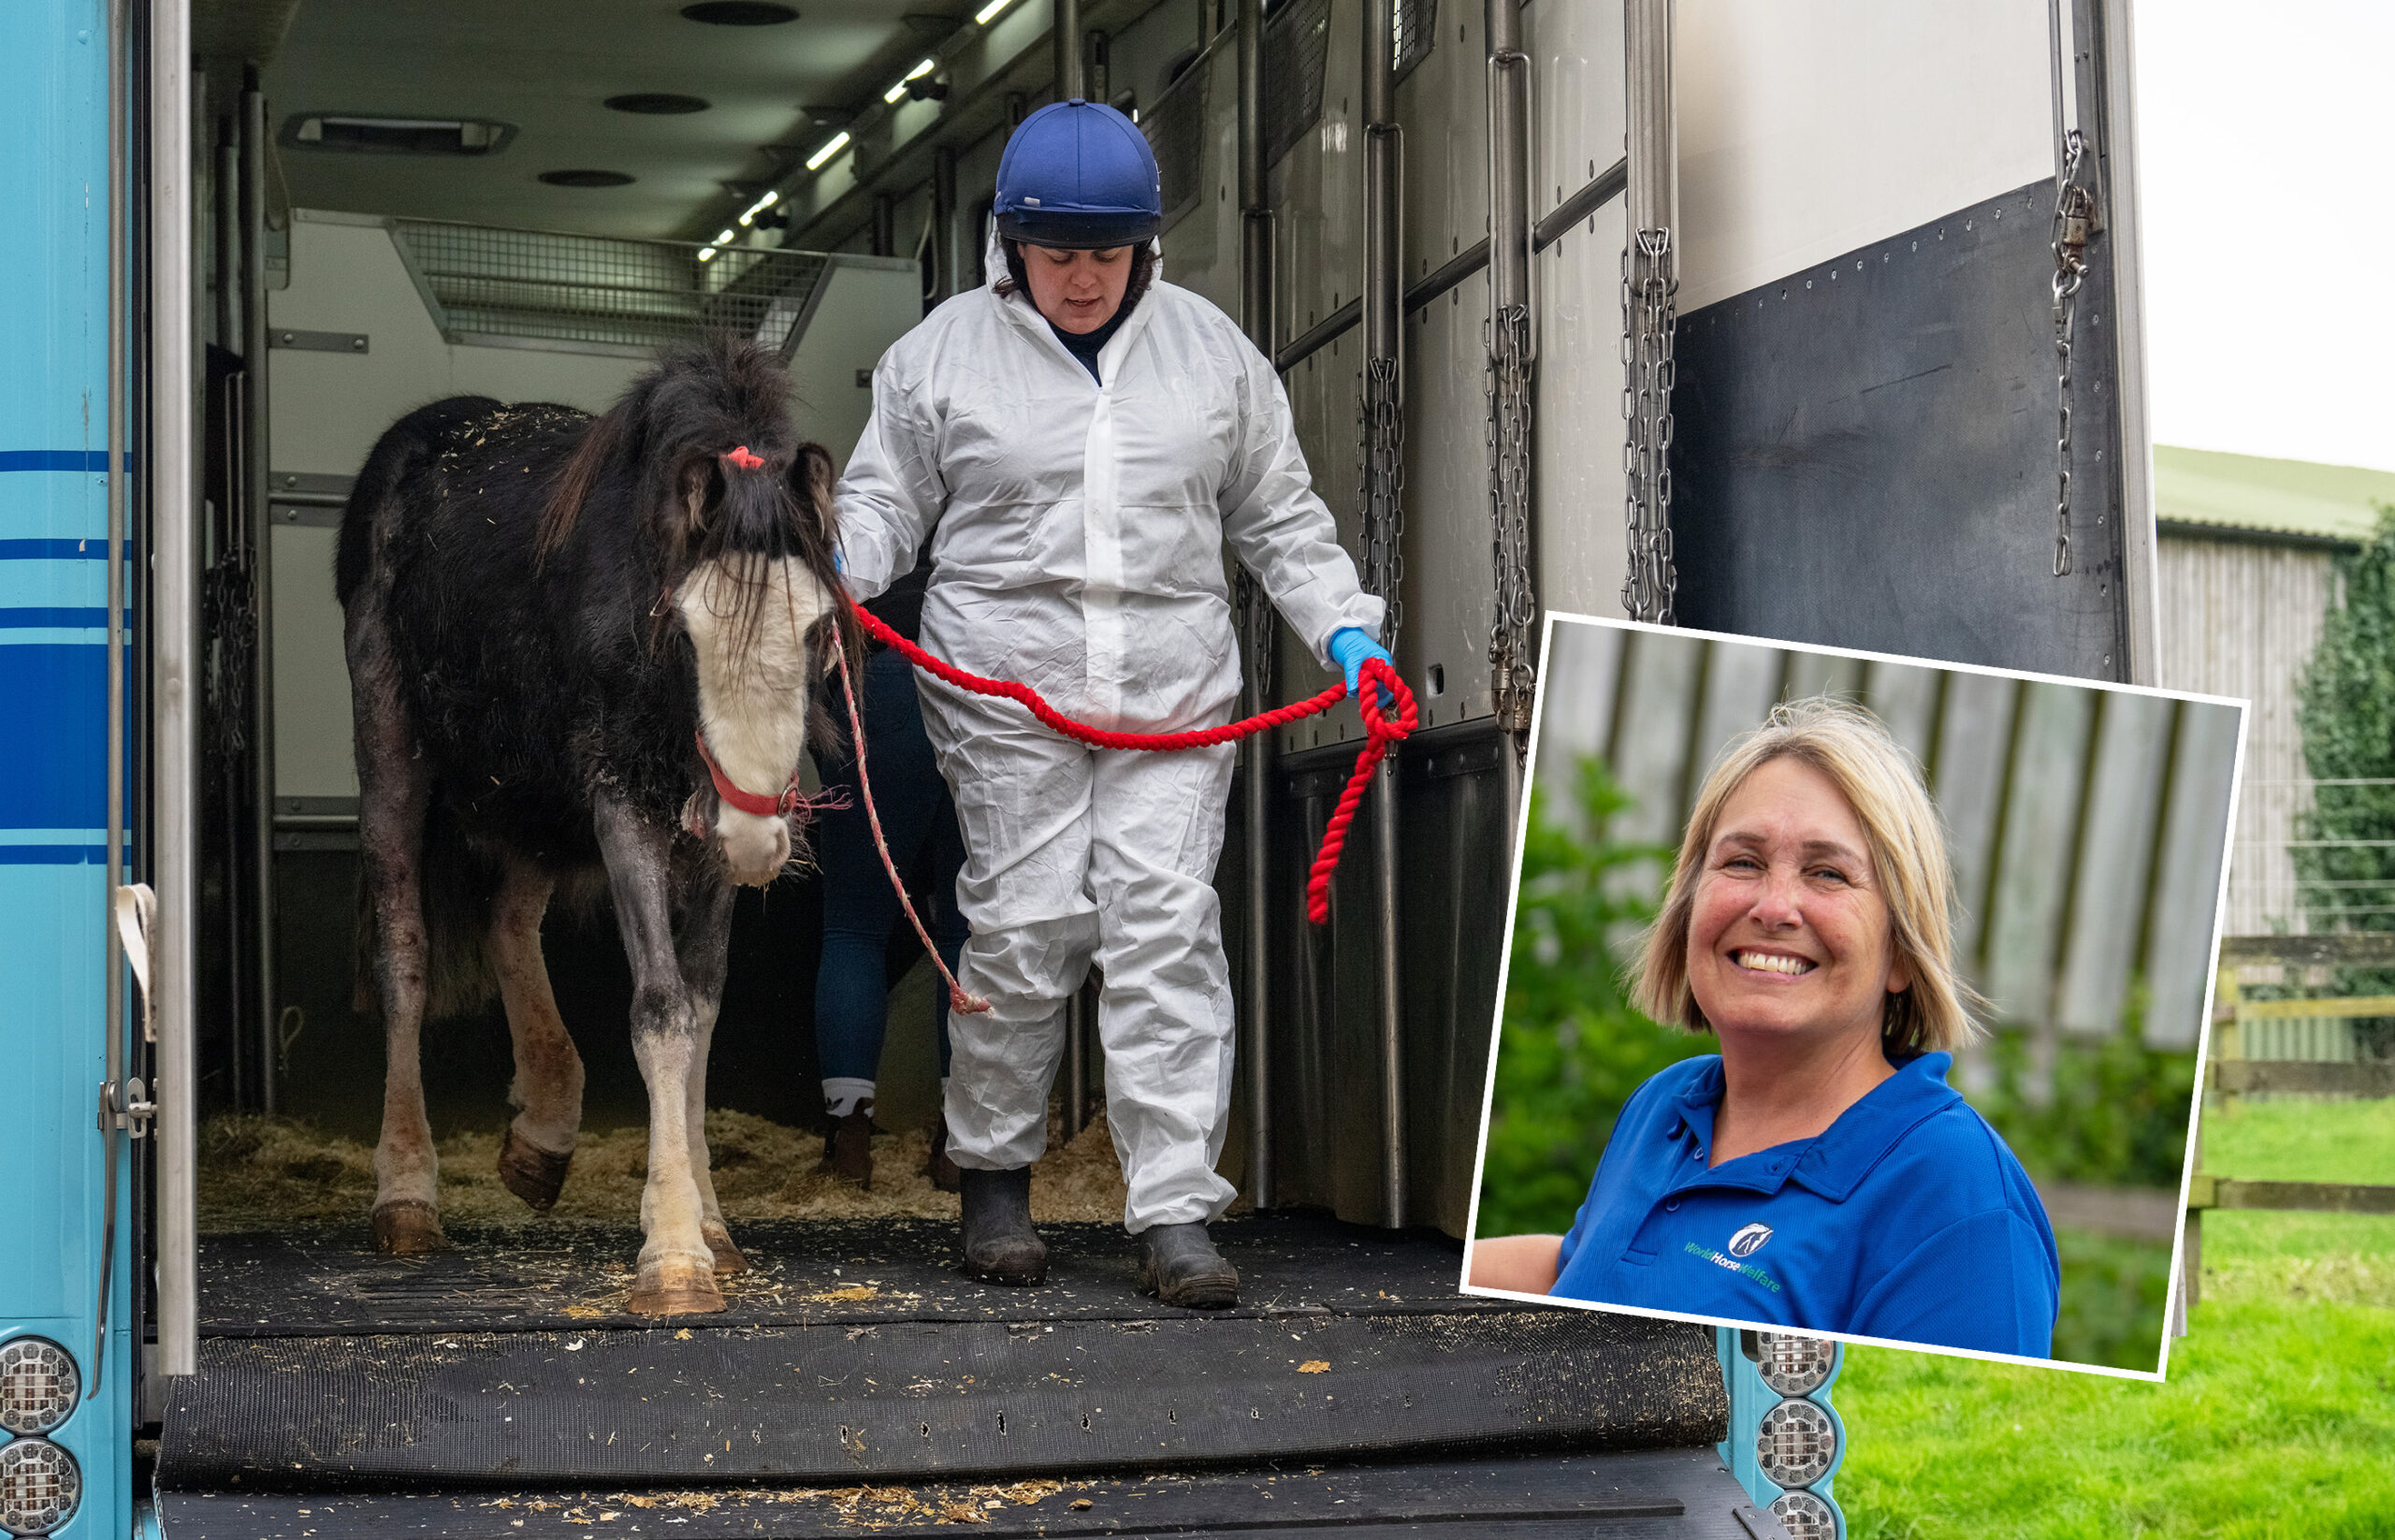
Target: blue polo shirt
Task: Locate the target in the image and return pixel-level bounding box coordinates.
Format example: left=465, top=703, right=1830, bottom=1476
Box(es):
left=1550, top=1053, right=2058, bottom=1357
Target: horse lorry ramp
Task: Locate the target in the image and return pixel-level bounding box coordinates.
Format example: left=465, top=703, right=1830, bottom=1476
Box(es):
left=153, top=1216, right=1757, bottom=1537
left=5, top=0, right=2151, bottom=1537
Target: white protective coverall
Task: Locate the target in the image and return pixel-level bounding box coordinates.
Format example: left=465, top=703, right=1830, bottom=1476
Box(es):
left=836, top=255, right=1384, bottom=1231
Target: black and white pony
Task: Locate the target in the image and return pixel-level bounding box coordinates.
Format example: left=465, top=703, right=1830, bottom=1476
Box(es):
left=337, top=335, right=851, bottom=1315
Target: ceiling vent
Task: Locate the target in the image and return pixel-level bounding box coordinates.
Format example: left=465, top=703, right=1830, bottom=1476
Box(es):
left=681, top=2, right=799, bottom=22
left=605, top=94, right=712, bottom=115
left=282, top=114, right=516, bottom=155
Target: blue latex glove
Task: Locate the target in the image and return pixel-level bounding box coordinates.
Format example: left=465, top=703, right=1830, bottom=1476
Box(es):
left=1327, top=626, right=1394, bottom=702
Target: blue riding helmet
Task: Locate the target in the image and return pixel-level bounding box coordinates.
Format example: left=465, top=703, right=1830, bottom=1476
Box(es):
left=993, top=99, right=1163, bottom=249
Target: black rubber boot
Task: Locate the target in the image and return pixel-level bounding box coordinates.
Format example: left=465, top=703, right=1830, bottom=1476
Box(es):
left=959, top=1167, right=1047, bottom=1285
left=1138, top=1222, right=1240, bottom=1309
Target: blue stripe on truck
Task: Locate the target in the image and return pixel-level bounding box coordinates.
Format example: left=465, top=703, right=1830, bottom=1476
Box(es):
left=0, top=643, right=104, bottom=827
left=0, top=451, right=112, bottom=472
left=0, top=845, right=108, bottom=864
left=0, top=540, right=113, bottom=559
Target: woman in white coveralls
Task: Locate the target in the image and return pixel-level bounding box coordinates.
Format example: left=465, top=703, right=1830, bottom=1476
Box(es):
left=835, top=99, right=1393, bottom=1307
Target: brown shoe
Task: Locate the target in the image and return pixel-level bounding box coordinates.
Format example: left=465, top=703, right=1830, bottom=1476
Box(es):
left=926, top=1111, right=962, bottom=1193
left=822, top=1103, right=874, bottom=1188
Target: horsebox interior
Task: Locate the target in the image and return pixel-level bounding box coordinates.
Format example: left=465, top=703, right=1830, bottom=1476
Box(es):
left=155, top=0, right=1739, bottom=1523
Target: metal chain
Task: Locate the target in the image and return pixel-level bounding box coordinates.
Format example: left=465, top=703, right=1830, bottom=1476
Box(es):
left=1358, top=354, right=1406, bottom=647
left=2049, top=127, right=2094, bottom=578
left=1620, top=226, right=1677, bottom=623
left=201, top=558, right=254, bottom=761
left=1486, top=302, right=1537, bottom=730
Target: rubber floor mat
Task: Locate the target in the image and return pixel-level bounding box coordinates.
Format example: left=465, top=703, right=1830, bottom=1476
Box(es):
left=157, top=1446, right=1779, bottom=1538
left=195, top=1214, right=1504, bottom=1337
left=158, top=1307, right=1726, bottom=1489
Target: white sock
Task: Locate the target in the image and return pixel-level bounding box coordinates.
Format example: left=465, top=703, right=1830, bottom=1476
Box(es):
left=823, top=1077, right=875, bottom=1119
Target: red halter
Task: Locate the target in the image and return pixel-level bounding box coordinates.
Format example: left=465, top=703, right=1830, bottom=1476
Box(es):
left=692, top=730, right=801, bottom=820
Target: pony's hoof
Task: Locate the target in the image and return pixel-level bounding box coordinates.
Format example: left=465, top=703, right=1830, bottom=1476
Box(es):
left=703, top=1223, right=749, bottom=1276
left=371, top=1199, right=448, bottom=1255
left=627, top=1254, right=725, bottom=1316
left=498, top=1125, right=573, bottom=1213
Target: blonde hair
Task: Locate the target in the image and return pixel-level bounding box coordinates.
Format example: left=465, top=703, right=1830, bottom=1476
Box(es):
left=1631, top=696, right=1985, bottom=1055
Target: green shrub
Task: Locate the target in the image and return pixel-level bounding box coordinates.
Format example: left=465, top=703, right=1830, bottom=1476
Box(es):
left=1474, top=761, right=1710, bottom=1239
left=1970, top=989, right=2199, bottom=1191
left=2291, top=502, right=2395, bottom=1057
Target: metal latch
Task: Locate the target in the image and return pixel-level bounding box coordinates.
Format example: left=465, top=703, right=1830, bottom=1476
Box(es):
left=98, top=1077, right=156, bottom=1139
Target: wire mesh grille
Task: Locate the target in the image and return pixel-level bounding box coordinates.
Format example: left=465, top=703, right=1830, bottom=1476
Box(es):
left=1393, top=0, right=1437, bottom=81
left=1263, top=0, right=1333, bottom=168
left=390, top=219, right=832, bottom=354
left=1143, top=61, right=1211, bottom=229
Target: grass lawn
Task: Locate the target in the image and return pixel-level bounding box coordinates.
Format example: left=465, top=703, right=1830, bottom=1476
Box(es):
left=1832, top=1097, right=2394, bottom=1537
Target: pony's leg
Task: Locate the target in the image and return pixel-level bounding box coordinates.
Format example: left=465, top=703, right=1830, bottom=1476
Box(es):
left=673, top=874, right=745, bottom=1274
left=491, top=858, right=584, bottom=1213
left=591, top=792, right=723, bottom=1316
left=350, top=594, right=443, bottom=1254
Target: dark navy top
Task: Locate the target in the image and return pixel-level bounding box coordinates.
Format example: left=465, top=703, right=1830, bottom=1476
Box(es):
left=1550, top=1053, right=2059, bottom=1357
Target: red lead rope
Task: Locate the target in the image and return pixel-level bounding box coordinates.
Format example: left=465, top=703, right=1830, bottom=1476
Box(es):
left=840, top=597, right=1416, bottom=926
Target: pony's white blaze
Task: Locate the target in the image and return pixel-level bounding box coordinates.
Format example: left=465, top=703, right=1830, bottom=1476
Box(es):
left=677, top=555, right=834, bottom=885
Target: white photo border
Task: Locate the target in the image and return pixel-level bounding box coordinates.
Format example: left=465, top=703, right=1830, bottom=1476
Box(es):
left=1454, top=609, right=2250, bottom=1385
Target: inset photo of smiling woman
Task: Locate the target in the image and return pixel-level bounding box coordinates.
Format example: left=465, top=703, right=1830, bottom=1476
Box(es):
left=1463, top=616, right=2245, bottom=1379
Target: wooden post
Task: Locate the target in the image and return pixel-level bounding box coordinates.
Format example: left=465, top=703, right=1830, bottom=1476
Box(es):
left=2216, top=962, right=2243, bottom=1117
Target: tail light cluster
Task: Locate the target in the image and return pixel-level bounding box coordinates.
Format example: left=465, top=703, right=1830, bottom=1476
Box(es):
left=0, top=1340, right=81, bottom=1536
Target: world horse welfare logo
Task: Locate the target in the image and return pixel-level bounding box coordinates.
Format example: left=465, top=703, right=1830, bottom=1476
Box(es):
left=1683, top=1221, right=1782, bottom=1293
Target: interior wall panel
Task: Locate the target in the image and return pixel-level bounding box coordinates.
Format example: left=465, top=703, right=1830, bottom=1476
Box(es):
left=1673, top=0, right=2051, bottom=311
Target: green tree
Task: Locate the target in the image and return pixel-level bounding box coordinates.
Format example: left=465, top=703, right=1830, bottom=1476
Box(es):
left=1473, top=760, right=1713, bottom=1238
left=2293, top=502, right=2395, bottom=1057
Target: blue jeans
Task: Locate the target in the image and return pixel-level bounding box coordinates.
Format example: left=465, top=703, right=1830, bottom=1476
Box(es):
left=813, top=647, right=969, bottom=1086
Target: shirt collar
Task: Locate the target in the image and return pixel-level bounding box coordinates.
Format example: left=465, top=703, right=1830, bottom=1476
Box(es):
left=1663, top=1052, right=1964, bottom=1203
left=1789, top=1053, right=1963, bottom=1201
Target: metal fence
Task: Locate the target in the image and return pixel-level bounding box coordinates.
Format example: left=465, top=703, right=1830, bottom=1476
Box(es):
left=2228, top=777, right=2395, bottom=943
left=1142, top=53, right=1211, bottom=230
left=1262, top=0, right=1333, bottom=168
left=389, top=218, right=833, bottom=356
